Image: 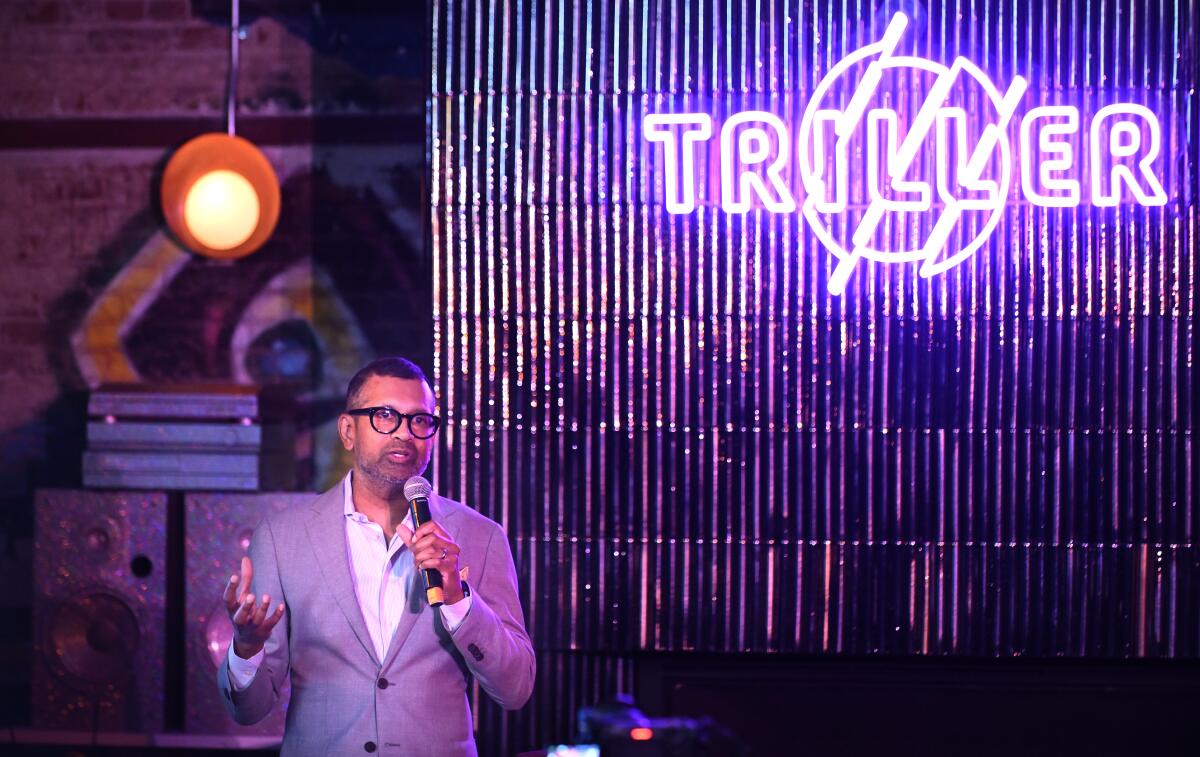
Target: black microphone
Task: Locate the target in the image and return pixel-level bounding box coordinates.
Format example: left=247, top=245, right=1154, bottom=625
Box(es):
left=403, top=476, right=444, bottom=607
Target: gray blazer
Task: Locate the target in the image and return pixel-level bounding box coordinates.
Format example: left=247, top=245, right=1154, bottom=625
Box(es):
left=217, top=484, right=536, bottom=756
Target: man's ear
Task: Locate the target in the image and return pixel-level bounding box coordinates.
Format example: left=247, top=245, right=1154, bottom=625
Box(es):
left=337, top=413, right=355, bottom=451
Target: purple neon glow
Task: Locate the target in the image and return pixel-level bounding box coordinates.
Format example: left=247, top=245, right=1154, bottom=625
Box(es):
left=430, top=9, right=1199, bottom=755
left=641, top=14, right=1168, bottom=294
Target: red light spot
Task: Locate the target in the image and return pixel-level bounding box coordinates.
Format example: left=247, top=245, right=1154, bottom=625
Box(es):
left=629, top=727, right=654, bottom=741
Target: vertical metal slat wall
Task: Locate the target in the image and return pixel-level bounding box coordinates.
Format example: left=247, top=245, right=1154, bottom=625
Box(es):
left=429, top=1, right=1199, bottom=753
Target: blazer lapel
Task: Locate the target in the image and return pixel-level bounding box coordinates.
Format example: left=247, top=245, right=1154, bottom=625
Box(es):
left=305, top=487, right=381, bottom=668
left=381, top=494, right=463, bottom=671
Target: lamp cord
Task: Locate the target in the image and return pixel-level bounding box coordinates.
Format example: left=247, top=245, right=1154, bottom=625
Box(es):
left=226, top=0, right=240, bottom=136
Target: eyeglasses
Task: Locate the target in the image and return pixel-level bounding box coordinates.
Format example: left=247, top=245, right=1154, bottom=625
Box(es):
left=346, top=407, right=441, bottom=439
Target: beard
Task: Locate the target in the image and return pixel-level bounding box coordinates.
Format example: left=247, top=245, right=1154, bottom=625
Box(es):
left=356, top=441, right=428, bottom=491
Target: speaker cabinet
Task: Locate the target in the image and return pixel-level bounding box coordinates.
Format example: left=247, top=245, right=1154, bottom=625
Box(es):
left=33, top=490, right=168, bottom=732
left=184, top=492, right=312, bottom=735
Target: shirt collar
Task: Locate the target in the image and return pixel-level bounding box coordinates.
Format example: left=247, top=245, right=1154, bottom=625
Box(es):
left=343, top=470, right=415, bottom=531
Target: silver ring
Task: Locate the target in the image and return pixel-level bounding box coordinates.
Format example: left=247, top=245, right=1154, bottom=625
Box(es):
left=440, top=548, right=448, bottom=560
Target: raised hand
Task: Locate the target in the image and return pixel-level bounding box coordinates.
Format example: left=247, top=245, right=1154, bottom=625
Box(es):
left=222, top=555, right=286, bottom=659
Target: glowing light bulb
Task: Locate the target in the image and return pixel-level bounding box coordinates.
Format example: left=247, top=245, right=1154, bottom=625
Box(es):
left=183, top=169, right=261, bottom=250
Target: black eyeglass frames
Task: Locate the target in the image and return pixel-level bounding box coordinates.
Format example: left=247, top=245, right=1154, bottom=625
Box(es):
left=346, top=407, right=441, bottom=439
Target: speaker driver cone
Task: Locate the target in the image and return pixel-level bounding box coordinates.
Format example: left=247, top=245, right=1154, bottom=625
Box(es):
left=49, top=592, right=141, bottom=686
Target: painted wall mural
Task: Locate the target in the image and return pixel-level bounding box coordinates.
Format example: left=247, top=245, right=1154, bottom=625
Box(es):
left=63, top=168, right=427, bottom=489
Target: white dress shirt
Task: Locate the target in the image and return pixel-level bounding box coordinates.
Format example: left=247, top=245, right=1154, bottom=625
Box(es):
left=227, top=471, right=471, bottom=689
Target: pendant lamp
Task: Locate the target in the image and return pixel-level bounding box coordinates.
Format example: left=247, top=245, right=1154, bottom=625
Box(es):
left=161, top=0, right=280, bottom=260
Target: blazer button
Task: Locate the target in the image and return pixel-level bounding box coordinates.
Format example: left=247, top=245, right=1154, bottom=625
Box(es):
left=364, top=741, right=377, bottom=753
left=467, top=643, right=484, bottom=661
left=377, top=677, right=389, bottom=689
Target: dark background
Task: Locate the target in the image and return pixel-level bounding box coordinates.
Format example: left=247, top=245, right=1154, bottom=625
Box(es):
left=3, top=1, right=1200, bottom=756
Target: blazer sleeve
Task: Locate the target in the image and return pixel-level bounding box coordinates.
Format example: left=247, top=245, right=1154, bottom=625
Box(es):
left=445, top=523, right=536, bottom=710
left=216, top=515, right=291, bottom=724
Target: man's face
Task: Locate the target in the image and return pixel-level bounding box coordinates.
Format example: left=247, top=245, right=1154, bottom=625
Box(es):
left=339, top=375, right=438, bottom=490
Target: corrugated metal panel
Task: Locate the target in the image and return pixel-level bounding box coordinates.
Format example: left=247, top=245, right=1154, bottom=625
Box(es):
left=430, top=0, right=1199, bottom=752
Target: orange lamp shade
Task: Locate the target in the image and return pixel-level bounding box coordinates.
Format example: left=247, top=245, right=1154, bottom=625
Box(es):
left=160, top=133, right=280, bottom=260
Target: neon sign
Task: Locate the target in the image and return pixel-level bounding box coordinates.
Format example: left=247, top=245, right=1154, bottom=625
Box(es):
left=643, top=13, right=1168, bottom=294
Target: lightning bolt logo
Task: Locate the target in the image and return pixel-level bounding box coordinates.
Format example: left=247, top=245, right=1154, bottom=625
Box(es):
left=798, top=12, right=1027, bottom=295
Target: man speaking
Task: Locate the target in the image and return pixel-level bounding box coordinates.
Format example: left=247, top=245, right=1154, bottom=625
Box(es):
left=217, top=357, right=535, bottom=756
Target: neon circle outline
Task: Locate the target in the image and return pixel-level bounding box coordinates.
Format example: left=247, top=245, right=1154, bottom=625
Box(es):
left=796, top=34, right=1013, bottom=275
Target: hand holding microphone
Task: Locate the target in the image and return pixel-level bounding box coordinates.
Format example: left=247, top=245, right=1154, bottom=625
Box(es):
left=403, top=476, right=466, bottom=606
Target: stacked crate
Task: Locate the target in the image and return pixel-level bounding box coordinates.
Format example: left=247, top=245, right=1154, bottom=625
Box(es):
left=82, top=384, right=297, bottom=491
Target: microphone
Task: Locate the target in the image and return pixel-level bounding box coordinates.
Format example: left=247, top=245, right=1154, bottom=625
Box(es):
left=403, top=476, right=444, bottom=607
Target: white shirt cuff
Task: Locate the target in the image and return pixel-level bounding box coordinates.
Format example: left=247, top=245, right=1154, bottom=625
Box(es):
left=226, top=643, right=265, bottom=691
left=440, top=593, right=472, bottom=632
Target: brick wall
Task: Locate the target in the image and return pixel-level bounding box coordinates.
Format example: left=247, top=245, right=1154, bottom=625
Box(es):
left=0, top=0, right=428, bottom=726
left=0, top=1, right=313, bottom=118
left=0, top=0, right=322, bottom=471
